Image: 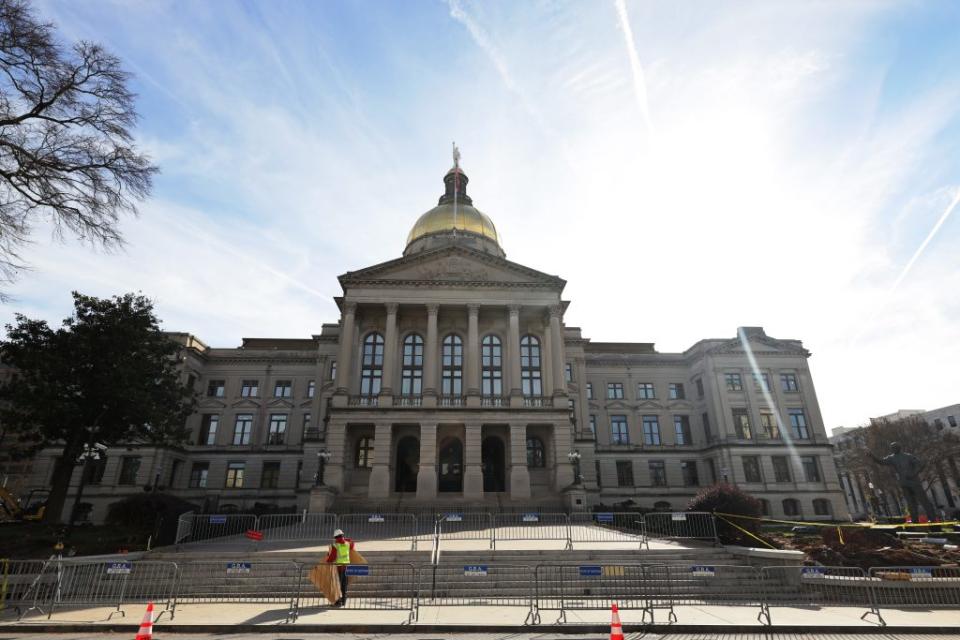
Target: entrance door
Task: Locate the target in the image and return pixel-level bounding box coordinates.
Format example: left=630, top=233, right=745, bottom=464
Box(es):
left=394, top=436, right=419, bottom=493
left=482, top=436, right=505, bottom=492
left=438, top=438, right=463, bottom=492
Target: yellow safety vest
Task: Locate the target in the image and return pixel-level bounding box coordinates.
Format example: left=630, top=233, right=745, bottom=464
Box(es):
left=333, top=541, right=351, bottom=565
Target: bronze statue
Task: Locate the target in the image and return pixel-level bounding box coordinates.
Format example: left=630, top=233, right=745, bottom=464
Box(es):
left=870, top=441, right=938, bottom=521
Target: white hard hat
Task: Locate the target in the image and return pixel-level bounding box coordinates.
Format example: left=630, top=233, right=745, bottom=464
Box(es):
left=333, top=529, right=344, bottom=537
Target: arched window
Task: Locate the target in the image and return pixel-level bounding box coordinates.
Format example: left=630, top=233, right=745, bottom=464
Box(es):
left=520, top=335, right=542, bottom=397
left=813, top=498, right=832, bottom=516
left=441, top=334, right=463, bottom=396
left=355, top=436, right=374, bottom=468
left=401, top=333, right=424, bottom=396
left=481, top=335, right=502, bottom=396
left=783, top=498, right=801, bottom=517
left=526, top=436, right=545, bottom=467
left=360, top=333, right=384, bottom=396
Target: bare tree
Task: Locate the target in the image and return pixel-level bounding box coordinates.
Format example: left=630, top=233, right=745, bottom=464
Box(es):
left=0, top=0, right=156, bottom=297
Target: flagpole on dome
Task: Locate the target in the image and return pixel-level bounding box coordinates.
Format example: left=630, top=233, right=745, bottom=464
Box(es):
left=452, top=142, right=460, bottom=236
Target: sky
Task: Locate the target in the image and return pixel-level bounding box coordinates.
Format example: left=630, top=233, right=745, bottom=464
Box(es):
left=4, top=0, right=959, bottom=430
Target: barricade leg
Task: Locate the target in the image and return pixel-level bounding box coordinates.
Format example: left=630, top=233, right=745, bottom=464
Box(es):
left=757, top=602, right=771, bottom=626
left=108, top=573, right=128, bottom=620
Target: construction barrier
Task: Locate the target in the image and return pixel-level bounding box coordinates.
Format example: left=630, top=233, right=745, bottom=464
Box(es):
left=2, top=559, right=58, bottom=618
left=435, top=512, right=494, bottom=547
left=336, top=514, right=419, bottom=550
left=44, top=560, right=177, bottom=620
left=493, top=512, right=569, bottom=549
left=567, top=512, right=646, bottom=547
left=295, top=563, right=418, bottom=623
left=421, top=563, right=534, bottom=623
left=173, top=560, right=300, bottom=621
left=656, top=564, right=761, bottom=622
left=759, top=565, right=878, bottom=625
left=175, top=513, right=257, bottom=545
left=869, top=566, right=960, bottom=614
left=174, top=511, right=194, bottom=545
left=532, top=563, right=654, bottom=624
left=643, top=511, right=718, bottom=546
left=258, top=513, right=338, bottom=542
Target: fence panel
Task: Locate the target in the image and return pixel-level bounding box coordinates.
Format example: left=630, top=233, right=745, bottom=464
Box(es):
left=533, top=563, right=651, bottom=624
left=258, top=513, right=337, bottom=542
left=2, top=559, right=56, bottom=618
left=173, top=560, right=299, bottom=621
left=422, top=563, right=534, bottom=612
left=337, top=514, right=419, bottom=549
left=568, top=512, right=645, bottom=546
left=175, top=511, right=194, bottom=544
left=177, top=514, right=257, bottom=544
left=870, top=566, right=960, bottom=612
left=295, top=563, right=417, bottom=623
left=437, top=512, right=494, bottom=546
left=643, top=511, right=718, bottom=544
left=45, top=560, right=177, bottom=620
left=759, top=566, right=878, bottom=625
left=493, top=513, right=569, bottom=549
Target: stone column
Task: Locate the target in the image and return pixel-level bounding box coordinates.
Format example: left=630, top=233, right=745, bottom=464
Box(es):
left=509, top=422, right=531, bottom=499
left=549, top=305, right=566, bottom=397
left=463, top=422, right=484, bottom=499
left=465, top=304, right=480, bottom=400
left=552, top=422, right=575, bottom=489
left=380, top=303, right=398, bottom=402
left=367, top=422, right=392, bottom=499
left=416, top=423, right=438, bottom=500
left=508, top=305, right=522, bottom=401
left=423, top=304, right=439, bottom=401
left=321, top=420, right=347, bottom=492
left=334, top=302, right=356, bottom=395
left=542, top=321, right=554, bottom=398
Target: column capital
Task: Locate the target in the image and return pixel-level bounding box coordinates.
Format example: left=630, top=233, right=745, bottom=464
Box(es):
left=508, top=304, right=522, bottom=317
left=385, top=302, right=399, bottom=314
left=466, top=303, right=480, bottom=316
left=548, top=304, right=563, bottom=319
left=426, top=303, right=440, bottom=315
left=342, top=301, right=357, bottom=314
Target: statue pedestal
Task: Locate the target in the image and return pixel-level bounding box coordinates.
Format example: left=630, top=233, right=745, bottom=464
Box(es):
left=308, top=486, right=337, bottom=513
left=562, top=483, right=588, bottom=513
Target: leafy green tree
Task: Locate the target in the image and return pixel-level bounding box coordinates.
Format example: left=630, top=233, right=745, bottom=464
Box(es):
left=0, top=292, right=195, bottom=522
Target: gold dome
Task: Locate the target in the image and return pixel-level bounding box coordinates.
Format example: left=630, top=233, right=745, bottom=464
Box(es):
left=405, top=202, right=500, bottom=246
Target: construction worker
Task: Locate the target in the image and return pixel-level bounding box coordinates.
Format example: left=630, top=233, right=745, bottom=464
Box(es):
left=324, top=528, right=355, bottom=607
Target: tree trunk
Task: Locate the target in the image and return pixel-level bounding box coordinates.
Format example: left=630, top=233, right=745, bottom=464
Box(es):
left=42, top=448, right=78, bottom=524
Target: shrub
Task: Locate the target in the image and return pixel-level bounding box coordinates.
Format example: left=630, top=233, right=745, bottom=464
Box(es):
left=106, top=493, right=197, bottom=545
left=687, top=483, right=764, bottom=546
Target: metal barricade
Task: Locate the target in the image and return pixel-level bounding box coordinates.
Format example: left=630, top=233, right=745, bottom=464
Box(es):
left=759, top=565, right=878, bottom=625
left=45, top=560, right=178, bottom=620
left=870, top=566, right=960, bottom=617
left=295, top=563, right=418, bottom=623
left=437, top=512, right=494, bottom=548
left=259, top=513, right=337, bottom=542
left=2, top=559, right=56, bottom=618
left=175, top=510, right=194, bottom=544
left=533, top=563, right=652, bottom=624
left=177, top=513, right=257, bottom=544
left=643, top=511, right=718, bottom=546
left=568, top=512, right=645, bottom=548
left=337, top=514, right=419, bottom=550
left=656, top=564, right=760, bottom=623
left=174, top=560, right=300, bottom=621
left=493, top=512, right=570, bottom=549
left=421, top=563, right=534, bottom=623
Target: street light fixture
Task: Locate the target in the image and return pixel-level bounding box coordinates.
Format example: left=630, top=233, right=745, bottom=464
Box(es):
left=567, top=450, right=582, bottom=485
left=315, top=449, right=332, bottom=487
left=69, top=442, right=106, bottom=529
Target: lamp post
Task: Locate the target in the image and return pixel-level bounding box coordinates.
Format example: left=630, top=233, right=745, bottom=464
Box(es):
left=69, top=443, right=106, bottom=531
left=567, top=450, right=582, bottom=485
left=315, top=449, right=332, bottom=487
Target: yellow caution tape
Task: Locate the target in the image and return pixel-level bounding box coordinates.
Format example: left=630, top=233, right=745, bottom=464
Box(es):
left=713, top=511, right=960, bottom=530
left=715, top=514, right=777, bottom=550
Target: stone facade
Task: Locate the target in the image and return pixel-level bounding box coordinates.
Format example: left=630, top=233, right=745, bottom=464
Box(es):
left=21, top=166, right=848, bottom=523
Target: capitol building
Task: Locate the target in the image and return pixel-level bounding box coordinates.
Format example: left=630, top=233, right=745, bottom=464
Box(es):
left=26, top=163, right=848, bottom=522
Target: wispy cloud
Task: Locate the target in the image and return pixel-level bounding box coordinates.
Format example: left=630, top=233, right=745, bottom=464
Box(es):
left=613, top=0, right=654, bottom=136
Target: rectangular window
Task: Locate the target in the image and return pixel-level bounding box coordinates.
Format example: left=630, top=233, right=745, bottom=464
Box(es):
left=611, top=415, right=629, bottom=444
left=801, top=455, right=821, bottom=482
left=586, top=382, right=593, bottom=399
left=303, top=413, right=311, bottom=431
left=732, top=408, right=752, bottom=439
left=268, top=414, right=288, bottom=445
left=565, top=363, right=573, bottom=382
left=725, top=373, right=743, bottom=391
left=85, top=457, right=107, bottom=485
left=706, top=458, right=717, bottom=484
left=307, top=380, right=316, bottom=398
left=637, top=382, right=656, bottom=399
left=118, top=456, right=141, bottom=485
left=225, top=462, right=245, bottom=488
left=274, top=380, right=292, bottom=398
left=949, top=415, right=958, bottom=427
left=649, top=460, right=667, bottom=487
left=588, top=415, right=597, bottom=434
left=233, top=414, right=253, bottom=445
left=743, top=456, right=762, bottom=482
left=753, top=373, right=770, bottom=392
left=240, top=380, right=259, bottom=397
left=616, top=460, right=634, bottom=487
left=668, top=383, right=685, bottom=400
left=642, top=415, right=661, bottom=445
left=189, top=462, right=209, bottom=488
left=330, top=361, right=337, bottom=381
left=207, top=380, right=225, bottom=397
left=760, top=412, right=781, bottom=439
left=772, top=456, right=791, bottom=483
left=702, top=412, right=712, bottom=441
left=780, top=373, right=800, bottom=392
left=674, top=415, right=692, bottom=445
left=695, top=378, right=704, bottom=397
left=607, top=382, right=624, bottom=399
left=681, top=460, right=699, bottom=486
left=789, top=409, right=810, bottom=439
left=261, top=461, right=281, bottom=489
left=199, top=414, right=219, bottom=445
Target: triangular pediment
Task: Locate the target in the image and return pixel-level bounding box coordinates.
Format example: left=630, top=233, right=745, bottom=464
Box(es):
left=198, top=399, right=227, bottom=410
left=707, top=329, right=810, bottom=357
left=231, top=398, right=261, bottom=409
left=340, top=245, right=565, bottom=289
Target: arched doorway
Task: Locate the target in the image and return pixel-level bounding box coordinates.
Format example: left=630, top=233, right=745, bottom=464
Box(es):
left=482, top=436, right=505, bottom=492
left=438, top=438, right=463, bottom=492
left=394, top=436, right=419, bottom=493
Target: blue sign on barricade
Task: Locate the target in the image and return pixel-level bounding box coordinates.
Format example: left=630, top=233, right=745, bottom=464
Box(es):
left=909, top=567, right=933, bottom=578
left=345, top=565, right=370, bottom=576
left=105, top=561, right=132, bottom=575
left=802, top=567, right=826, bottom=578
left=368, top=514, right=385, bottom=523
left=595, top=513, right=614, bottom=523
left=445, top=513, right=463, bottom=522
left=579, top=565, right=602, bottom=577
left=226, top=562, right=251, bottom=574
left=464, top=565, right=488, bottom=577
left=522, top=513, right=540, bottom=522
left=690, top=565, right=716, bottom=577
left=210, top=516, right=227, bottom=524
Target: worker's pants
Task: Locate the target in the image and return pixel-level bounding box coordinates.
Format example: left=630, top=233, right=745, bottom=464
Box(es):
left=338, top=568, right=348, bottom=602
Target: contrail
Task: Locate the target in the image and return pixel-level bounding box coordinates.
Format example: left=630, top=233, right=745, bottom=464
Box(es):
left=614, top=0, right=654, bottom=136
left=889, top=186, right=960, bottom=293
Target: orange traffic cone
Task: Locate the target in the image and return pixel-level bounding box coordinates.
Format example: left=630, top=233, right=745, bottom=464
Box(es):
left=134, top=602, right=154, bottom=640
left=610, top=603, right=624, bottom=640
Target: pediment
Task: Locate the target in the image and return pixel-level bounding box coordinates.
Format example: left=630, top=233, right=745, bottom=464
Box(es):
left=708, top=334, right=810, bottom=357
left=198, top=399, right=227, bottom=410
left=636, top=400, right=664, bottom=410
left=605, top=400, right=631, bottom=411
left=667, top=400, right=695, bottom=411
left=267, top=398, right=294, bottom=409
left=231, top=399, right=261, bottom=409
left=340, top=245, right=565, bottom=289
